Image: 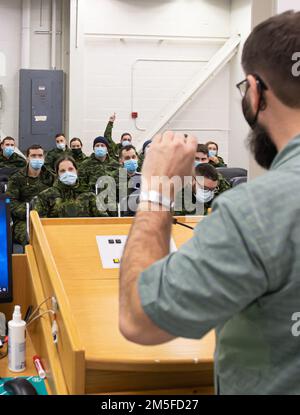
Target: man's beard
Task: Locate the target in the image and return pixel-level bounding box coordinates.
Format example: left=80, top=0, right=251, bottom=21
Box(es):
left=242, top=95, right=278, bottom=170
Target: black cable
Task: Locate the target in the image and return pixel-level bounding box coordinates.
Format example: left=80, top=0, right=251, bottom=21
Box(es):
left=172, top=218, right=194, bottom=230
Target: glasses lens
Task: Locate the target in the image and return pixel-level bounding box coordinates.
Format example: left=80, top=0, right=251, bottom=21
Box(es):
left=238, top=80, right=248, bottom=97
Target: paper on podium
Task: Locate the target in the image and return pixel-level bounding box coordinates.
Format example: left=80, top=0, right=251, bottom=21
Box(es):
left=96, top=235, right=177, bottom=269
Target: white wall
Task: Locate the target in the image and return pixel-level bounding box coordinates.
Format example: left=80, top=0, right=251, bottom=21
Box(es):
left=228, top=0, right=252, bottom=171
left=69, top=0, right=234, bottom=159
left=0, top=0, right=21, bottom=140
left=0, top=0, right=64, bottom=144
left=29, top=0, right=63, bottom=70
left=277, top=0, right=300, bottom=12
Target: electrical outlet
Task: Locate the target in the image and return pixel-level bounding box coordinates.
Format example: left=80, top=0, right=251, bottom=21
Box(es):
left=51, top=296, right=58, bottom=313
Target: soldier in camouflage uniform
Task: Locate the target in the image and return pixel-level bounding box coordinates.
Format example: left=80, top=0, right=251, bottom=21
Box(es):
left=103, top=113, right=140, bottom=166
left=117, top=145, right=141, bottom=216
left=45, top=133, right=73, bottom=171
left=78, top=136, right=120, bottom=193
left=174, top=163, right=231, bottom=216
left=206, top=140, right=227, bottom=168
left=70, top=137, right=87, bottom=167
left=6, top=144, right=55, bottom=245
left=34, top=156, right=108, bottom=218
left=95, top=144, right=141, bottom=217
left=0, top=137, right=26, bottom=170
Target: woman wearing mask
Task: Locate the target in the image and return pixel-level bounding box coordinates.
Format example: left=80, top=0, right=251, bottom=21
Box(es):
left=70, top=137, right=87, bottom=166
left=34, top=157, right=108, bottom=218
left=206, top=141, right=227, bottom=168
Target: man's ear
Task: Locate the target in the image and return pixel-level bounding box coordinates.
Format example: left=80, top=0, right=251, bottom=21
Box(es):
left=246, top=75, right=261, bottom=114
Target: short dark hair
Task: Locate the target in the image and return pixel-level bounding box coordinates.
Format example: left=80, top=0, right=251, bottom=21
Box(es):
left=70, top=137, right=83, bottom=146
left=1, top=136, right=15, bottom=145
left=119, top=145, right=137, bottom=159
left=206, top=141, right=219, bottom=151
left=121, top=133, right=132, bottom=141
left=242, top=11, right=300, bottom=108
left=55, top=156, right=78, bottom=174
left=196, top=144, right=209, bottom=155
left=195, top=163, right=219, bottom=182
left=55, top=133, right=65, bottom=139
left=26, top=144, right=44, bottom=157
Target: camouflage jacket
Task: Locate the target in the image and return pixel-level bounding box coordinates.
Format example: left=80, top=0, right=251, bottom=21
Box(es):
left=45, top=147, right=73, bottom=171
left=95, top=169, right=141, bottom=217
left=104, top=121, right=119, bottom=161
left=138, top=152, right=145, bottom=171
left=174, top=173, right=231, bottom=216
left=209, top=156, right=227, bottom=168
left=70, top=150, right=87, bottom=167
left=0, top=151, right=27, bottom=170
left=6, top=166, right=55, bottom=221
left=78, top=153, right=120, bottom=192
left=34, top=179, right=108, bottom=218
left=104, top=121, right=140, bottom=168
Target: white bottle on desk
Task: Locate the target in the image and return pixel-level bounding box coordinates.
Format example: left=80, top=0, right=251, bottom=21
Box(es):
left=8, top=305, right=26, bottom=372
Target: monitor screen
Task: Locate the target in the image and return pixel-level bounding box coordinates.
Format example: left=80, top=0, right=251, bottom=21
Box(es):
left=0, top=195, right=12, bottom=303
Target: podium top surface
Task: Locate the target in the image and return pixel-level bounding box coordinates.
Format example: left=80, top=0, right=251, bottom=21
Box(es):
left=41, top=217, right=202, bottom=282
left=33, top=216, right=215, bottom=371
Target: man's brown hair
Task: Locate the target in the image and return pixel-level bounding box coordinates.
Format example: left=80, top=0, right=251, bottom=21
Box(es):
left=1, top=136, right=15, bottom=145
left=26, top=144, right=44, bottom=156
left=242, top=11, right=300, bottom=108
left=196, top=144, right=209, bottom=155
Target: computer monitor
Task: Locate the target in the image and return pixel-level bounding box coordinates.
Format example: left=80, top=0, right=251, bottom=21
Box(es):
left=0, top=194, right=12, bottom=303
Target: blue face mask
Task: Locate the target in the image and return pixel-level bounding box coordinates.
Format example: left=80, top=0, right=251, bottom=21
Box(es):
left=30, top=158, right=44, bottom=170
left=195, top=188, right=214, bottom=204
left=124, top=159, right=138, bottom=174
left=208, top=150, right=217, bottom=158
left=94, top=147, right=107, bottom=158
left=57, top=143, right=66, bottom=151
left=59, top=171, right=78, bottom=186
left=3, top=146, right=15, bottom=158
left=122, top=140, right=131, bottom=147
left=194, top=161, right=201, bottom=168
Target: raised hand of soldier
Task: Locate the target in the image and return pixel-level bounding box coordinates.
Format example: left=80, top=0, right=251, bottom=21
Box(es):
left=109, top=113, right=116, bottom=123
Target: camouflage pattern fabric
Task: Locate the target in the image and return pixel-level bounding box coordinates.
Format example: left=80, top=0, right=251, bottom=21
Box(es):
left=6, top=166, right=56, bottom=245
left=34, top=179, right=108, bottom=218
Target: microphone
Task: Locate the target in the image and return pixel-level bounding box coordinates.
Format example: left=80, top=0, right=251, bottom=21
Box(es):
left=172, top=218, right=194, bottom=230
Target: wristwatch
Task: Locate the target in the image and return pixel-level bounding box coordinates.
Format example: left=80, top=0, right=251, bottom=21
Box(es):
left=139, top=190, right=174, bottom=211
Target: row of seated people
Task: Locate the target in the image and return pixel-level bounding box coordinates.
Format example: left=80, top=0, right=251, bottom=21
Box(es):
left=0, top=119, right=231, bottom=248
left=0, top=114, right=227, bottom=172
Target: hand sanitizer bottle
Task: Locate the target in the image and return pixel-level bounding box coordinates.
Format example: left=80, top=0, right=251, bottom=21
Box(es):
left=8, top=305, right=26, bottom=372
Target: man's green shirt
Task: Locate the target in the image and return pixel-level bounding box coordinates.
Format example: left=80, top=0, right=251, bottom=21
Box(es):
left=139, top=134, right=300, bottom=395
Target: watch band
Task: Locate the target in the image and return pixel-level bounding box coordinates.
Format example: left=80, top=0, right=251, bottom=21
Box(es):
left=139, top=190, right=174, bottom=210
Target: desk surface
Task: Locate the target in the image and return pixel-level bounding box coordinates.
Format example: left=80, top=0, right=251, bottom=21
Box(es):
left=40, top=218, right=215, bottom=372
left=64, top=279, right=215, bottom=371
left=42, top=219, right=200, bottom=281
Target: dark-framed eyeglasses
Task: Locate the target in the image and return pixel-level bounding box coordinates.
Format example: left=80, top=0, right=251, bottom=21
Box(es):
left=193, top=177, right=219, bottom=193
left=236, top=74, right=268, bottom=98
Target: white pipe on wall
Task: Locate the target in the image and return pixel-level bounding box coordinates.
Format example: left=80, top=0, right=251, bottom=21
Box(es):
left=21, top=0, right=31, bottom=69
left=51, top=0, right=57, bottom=69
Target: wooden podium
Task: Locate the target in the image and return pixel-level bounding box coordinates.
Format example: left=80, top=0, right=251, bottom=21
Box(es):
left=18, top=212, right=215, bottom=395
